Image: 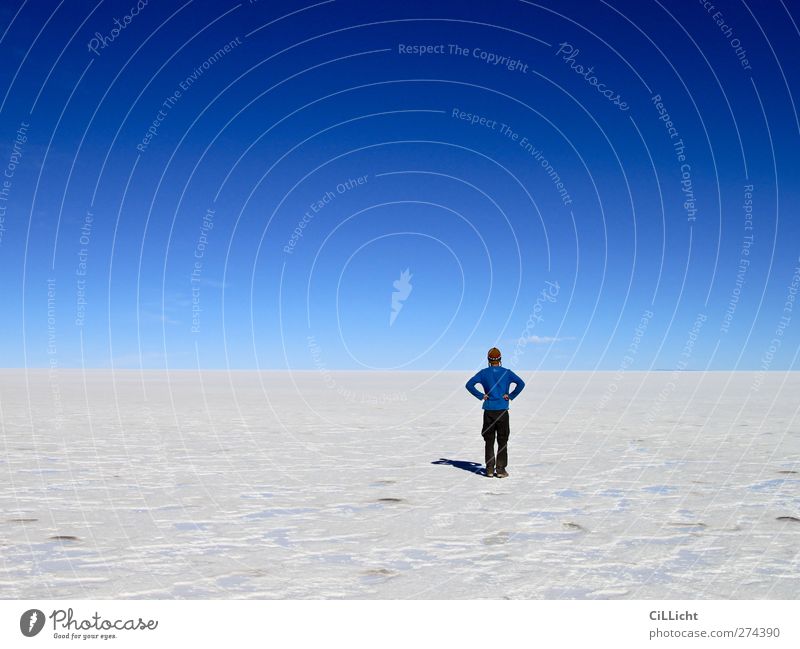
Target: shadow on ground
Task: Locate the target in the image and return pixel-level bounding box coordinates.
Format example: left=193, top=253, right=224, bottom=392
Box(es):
left=431, top=458, right=485, bottom=476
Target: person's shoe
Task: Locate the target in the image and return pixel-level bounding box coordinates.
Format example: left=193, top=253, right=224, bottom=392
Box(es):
left=485, top=468, right=495, bottom=477
left=496, top=469, right=509, bottom=478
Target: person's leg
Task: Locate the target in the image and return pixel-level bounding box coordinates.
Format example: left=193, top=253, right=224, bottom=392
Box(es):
left=496, top=410, right=510, bottom=474
left=481, top=410, right=497, bottom=475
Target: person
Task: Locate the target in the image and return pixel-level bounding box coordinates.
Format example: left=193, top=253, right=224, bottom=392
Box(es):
left=465, top=347, right=525, bottom=478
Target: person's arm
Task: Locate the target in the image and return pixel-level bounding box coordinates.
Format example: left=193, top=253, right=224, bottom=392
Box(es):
left=507, top=370, right=526, bottom=400
left=465, top=371, right=485, bottom=400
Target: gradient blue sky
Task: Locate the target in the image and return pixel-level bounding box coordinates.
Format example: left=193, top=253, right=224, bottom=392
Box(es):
left=0, top=0, right=798, bottom=370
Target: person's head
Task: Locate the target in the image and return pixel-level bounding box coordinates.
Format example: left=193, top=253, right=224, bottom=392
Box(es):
left=487, top=347, right=502, bottom=366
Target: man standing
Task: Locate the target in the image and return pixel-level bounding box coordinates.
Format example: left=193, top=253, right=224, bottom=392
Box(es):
left=465, top=347, right=525, bottom=478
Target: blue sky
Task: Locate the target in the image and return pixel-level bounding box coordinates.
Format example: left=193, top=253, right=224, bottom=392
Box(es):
left=0, top=0, right=798, bottom=370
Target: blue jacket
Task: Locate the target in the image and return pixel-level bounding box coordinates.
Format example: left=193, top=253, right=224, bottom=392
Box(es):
left=465, top=366, right=525, bottom=410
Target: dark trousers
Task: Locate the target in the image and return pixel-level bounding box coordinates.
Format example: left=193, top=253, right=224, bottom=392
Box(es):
left=482, top=409, right=510, bottom=473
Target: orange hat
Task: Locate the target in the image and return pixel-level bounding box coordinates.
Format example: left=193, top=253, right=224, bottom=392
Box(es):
left=487, top=347, right=502, bottom=362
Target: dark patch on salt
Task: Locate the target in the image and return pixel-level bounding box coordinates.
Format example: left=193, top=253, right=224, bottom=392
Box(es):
left=670, top=522, right=707, bottom=528
left=49, top=535, right=79, bottom=541
left=8, top=518, right=37, bottom=523
left=563, top=522, right=587, bottom=531
left=376, top=497, right=404, bottom=503
left=363, top=568, right=395, bottom=576
left=776, top=516, right=800, bottom=523
left=777, top=470, right=798, bottom=474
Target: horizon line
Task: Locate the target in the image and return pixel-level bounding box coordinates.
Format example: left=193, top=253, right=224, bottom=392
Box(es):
left=2, top=367, right=797, bottom=373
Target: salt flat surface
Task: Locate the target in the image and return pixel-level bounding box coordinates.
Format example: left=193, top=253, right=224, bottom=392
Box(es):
left=1, top=370, right=798, bottom=599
